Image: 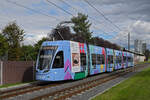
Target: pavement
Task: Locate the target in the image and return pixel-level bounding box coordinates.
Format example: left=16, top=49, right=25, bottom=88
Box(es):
left=0, top=81, right=39, bottom=91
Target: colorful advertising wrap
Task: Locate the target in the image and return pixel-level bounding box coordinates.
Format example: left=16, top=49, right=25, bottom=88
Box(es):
left=70, top=41, right=81, bottom=72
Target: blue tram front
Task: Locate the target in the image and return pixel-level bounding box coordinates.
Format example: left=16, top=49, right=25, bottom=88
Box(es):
left=36, top=40, right=90, bottom=81
left=36, top=41, right=72, bottom=81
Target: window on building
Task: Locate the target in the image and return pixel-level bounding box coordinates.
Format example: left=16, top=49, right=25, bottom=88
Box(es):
left=53, top=51, right=64, bottom=68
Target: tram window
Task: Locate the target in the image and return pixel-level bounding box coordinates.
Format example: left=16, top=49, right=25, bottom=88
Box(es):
left=111, top=56, right=113, bottom=63
left=53, top=51, right=64, bottom=68
left=102, top=55, right=105, bottom=64
left=92, top=54, right=96, bottom=65
left=80, top=53, right=86, bottom=66
left=119, top=56, right=122, bottom=63
left=108, top=55, right=111, bottom=64
left=123, top=56, right=126, bottom=61
left=131, top=57, right=133, bottom=62
left=128, top=57, right=133, bottom=62
left=116, top=56, right=118, bottom=63
left=117, top=56, right=119, bottom=63
left=101, top=55, right=105, bottom=64
left=108, top=55, right=113, bottom=64
left=128, top=57, right=130, bottom=62
left=97, top=54, right=101, bottom=65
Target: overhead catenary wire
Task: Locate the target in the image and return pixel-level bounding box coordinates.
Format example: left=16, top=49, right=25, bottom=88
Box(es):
left=84, top=0, right=122, bottom=31
left=59, top=0, right=103, bottom=24
left=59, top=0, right=117, bottom=35
left=6, top=0, right=117, bottom=40
left=5, top=0, right=115, bottom=38
left=46, top=0, right=113, bottom=37
left=46, top=0, right=74, bottom=16
left=6, top=0, right=59, bottom=21
left=5, top=0, right=110, bottom=39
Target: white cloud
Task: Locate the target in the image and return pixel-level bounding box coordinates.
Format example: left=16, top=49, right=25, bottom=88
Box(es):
left=0, top=0, right=150, bottom=48
left=110, top=20, right=150, bottom=49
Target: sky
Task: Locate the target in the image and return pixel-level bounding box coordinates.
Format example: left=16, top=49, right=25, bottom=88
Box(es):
left=0, top=0, right=150, bottom=50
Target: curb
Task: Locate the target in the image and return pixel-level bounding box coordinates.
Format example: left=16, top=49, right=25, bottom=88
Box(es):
left=0, top=81, right=39, bottom=91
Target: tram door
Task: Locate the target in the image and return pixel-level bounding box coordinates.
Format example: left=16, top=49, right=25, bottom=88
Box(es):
left=80, top=53, right=87, bottom=71
left=87, top=45, right=90, bottom=75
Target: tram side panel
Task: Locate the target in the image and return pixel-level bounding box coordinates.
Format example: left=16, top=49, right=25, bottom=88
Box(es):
left=127, top=52, right=133, bottom=67
left=88, top=45, right=107, bottom=75
left=122, top=51, right=128, bottom=69
left=70, top=41, right=89, bottom=80
left=106, top=48, right=115, bottom=72
left=114, top=50, right=123, bottom=70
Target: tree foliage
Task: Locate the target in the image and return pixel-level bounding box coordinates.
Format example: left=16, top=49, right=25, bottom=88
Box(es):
left=144, top=49, right=150, bottom=61
left=49, top=13, right=120, bottom=50
left=0, top=19, right=121, bottom=61
left=0, top=34, right=8, bottom=60
left=71, top=13, right=92, bottom=43
left=20, top=45, right=35, bottom=61
left=1, top=22, right=25, bottom=60
left=50, top=26, right=72, bottom=40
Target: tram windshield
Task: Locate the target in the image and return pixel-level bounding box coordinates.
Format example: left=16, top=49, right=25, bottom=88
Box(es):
left=37, top=46, right=57, bottom=70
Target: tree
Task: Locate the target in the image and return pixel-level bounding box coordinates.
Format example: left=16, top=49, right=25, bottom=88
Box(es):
left=0, top=34, right=8, bottom=60
left=50, top=26, right=72, bottom=40
left=2, top=21, right=25, bottom=60
left=20, top=45, right=35, bottom=61
left=144, top=49, right=150, bottom=61
left=71, top=13, right=92, bottom=43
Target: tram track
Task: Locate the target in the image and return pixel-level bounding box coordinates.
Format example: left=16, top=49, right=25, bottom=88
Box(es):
left=0, top=63, right=148, bottom=100
left=31, top=68, right=132, bottom=100
left=0, top=82, right=63, bottom=100
left=32, top=64, right=148, bottom=100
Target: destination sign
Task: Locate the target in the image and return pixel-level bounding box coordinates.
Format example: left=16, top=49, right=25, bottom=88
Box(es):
left=42, top=46, right=58, bottom=50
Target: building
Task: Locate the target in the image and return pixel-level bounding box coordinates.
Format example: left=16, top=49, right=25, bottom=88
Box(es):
left=142, top=43, right=147, bottom=53
left=134, top=39, right=143, bottom=53
left=134, top=39, right=138, bottom=52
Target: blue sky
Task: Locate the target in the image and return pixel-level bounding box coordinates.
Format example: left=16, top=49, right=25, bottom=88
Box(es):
left=0, top=0, right=150, bottom=50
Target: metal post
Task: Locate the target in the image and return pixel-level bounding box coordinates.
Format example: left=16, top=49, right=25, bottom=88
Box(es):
left=0, top=61, right=3, bottom=85
left=33, top=61, right=35, bottom=81
left=128, top=32, right=130, bottom=50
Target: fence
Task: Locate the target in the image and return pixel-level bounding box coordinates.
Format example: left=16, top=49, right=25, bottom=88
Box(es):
left=0, top=61, right=35, bottom=85
left=0, top=61, right=3, bottom=85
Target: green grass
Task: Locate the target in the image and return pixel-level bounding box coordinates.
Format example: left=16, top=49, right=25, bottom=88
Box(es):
left=92, top=66, right=150, bottom=100
left=137, top=60, right=150, bottom=64
left=0, top=81, right=34, bottom=88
